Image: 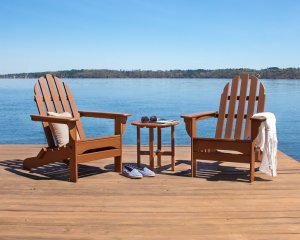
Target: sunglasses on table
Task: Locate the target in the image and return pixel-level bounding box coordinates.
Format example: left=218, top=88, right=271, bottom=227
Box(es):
left=141, top=116, right=157, bottom=123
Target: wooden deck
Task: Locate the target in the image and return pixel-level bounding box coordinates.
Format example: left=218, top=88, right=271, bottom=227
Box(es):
left=0, top=145, right=300, bottom=240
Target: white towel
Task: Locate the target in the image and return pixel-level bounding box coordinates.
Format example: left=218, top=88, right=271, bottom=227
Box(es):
left=252, top=112, right=278, bottom=176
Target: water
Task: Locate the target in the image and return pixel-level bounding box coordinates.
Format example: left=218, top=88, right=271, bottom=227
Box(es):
left=0, top=78, right=299, bottom=161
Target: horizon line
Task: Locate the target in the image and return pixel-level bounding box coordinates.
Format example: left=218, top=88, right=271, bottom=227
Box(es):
left=1, top=66, right=300, bottom=76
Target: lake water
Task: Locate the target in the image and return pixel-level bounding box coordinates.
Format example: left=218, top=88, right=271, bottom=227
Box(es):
left=0, top=78, right=299, bottom=161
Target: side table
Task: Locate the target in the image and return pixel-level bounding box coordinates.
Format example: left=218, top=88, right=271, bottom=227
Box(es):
left=131, top=120, right=180, bottom=171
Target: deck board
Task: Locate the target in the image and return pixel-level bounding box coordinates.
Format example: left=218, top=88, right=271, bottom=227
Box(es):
left=0, top=145, right=299, bottom=240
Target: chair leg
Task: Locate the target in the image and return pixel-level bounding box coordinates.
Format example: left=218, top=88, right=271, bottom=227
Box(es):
left=69, top=156, right=78, bottom=183
left=23, top=148, right=70, bottom=170
left=114, top=156, right=122, bottom=173
left=192, top=157, right=197, bottom=177
left=23, top=157, right=37, bottom=170
left=250, top=146, right=255, bottom=183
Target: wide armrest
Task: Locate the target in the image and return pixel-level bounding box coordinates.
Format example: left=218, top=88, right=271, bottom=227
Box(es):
left=181, top=111, right=217, bottom=120
left=181, top=111, right=217, bottom=138
left=250, top=116, right=267, bottom=122
left=78, top=110, right=131, bottom=119
left=31, top=115, right=78, bottom=124
left=250, top=116, right=266, bottom=140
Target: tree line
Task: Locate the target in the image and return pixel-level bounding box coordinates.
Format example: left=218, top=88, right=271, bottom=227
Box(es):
left=1, top=67, right=300, bottom=79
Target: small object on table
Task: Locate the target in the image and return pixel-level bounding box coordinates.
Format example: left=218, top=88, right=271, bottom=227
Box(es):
left=149, top=115, right=157, bottom=122
left=141, top=116, right=149, bottom=123
left=131, top=120, right=179, bottom=171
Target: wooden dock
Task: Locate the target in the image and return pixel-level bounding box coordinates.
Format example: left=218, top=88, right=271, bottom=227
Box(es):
left=0, top=145, right=299, bottom=239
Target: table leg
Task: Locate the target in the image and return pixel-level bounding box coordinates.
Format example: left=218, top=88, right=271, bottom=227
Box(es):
left=171, top=126, right=175, bottom=171
left=149, top=127, right=154, bottom=170
left=137, top=127, right=141, bottom=167
left=157, top=127, right=162, bottom=167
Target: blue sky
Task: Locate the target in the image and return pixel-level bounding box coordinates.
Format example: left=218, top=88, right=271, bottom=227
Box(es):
left=0, top=0, right=299, bottom=74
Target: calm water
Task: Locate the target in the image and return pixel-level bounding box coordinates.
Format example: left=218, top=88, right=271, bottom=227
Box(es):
left=0, top=78, right=299, bottom=161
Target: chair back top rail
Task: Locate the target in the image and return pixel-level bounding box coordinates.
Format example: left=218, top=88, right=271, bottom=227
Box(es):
left=215, top=73, right=265, bottom=140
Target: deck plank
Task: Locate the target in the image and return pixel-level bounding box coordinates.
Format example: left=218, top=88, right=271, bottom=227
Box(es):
left=0, top=145, right=299, bottom=240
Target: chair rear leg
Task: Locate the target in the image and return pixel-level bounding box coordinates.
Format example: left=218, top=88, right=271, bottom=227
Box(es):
left=114, top=156, right=122, bottom=173
left=23, top=148, right=52, bottom=170
left=23, top=157, right=37, bottom=170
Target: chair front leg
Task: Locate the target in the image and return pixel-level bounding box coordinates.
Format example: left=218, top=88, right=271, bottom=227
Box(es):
left=249, top=142, right=256, bottom=183
left=114, top=116, right=128, bottom=135
left=68, top=122, right=78, bottom=182
left=192, top=154, right=197, bottom=177
left=184, top=118, right=197, bottom=177
left=250, top=117, right=266, bottom=140
left=114, top=116, right=128, bottom=174
left=114, top=156, right=122, bottom=173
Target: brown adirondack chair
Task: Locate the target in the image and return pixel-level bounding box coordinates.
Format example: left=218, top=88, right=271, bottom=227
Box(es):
left=181, top=73, right=267, bottom=183
left=23, top=74, right=131, bottom=182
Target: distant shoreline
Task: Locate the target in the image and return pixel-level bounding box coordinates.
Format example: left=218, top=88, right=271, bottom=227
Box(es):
left=1, top=67, right=300, bottom=79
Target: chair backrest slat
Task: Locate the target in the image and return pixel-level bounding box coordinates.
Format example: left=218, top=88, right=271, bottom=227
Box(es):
left=215, top=74, right=265, bottom=140
left=38, top=77, right=54, bottom=112
left=53, top=76, right=72, bottom=113
left=34, top=84, right=56, bottom=147
left=244, top=76, right=258, bottom=139
left=45, top=74, right=63, bottom=113
left=224, top=76, right=239, bottom=139
left=215, top=83, right=229, bottom=138
left=257, top=83, right=266, bottom=113
left=234, top=74, right=249, bottom=139
left=63, top=83, right=86, bottom=139
left=33, top=75, right=86, bottom=147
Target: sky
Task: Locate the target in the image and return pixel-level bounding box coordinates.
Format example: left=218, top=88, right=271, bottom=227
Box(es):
left=0, top=0, right=300, bottom=74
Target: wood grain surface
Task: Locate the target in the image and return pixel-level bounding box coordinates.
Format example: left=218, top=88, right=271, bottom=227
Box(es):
left=0, top=145, right=299, bottom=240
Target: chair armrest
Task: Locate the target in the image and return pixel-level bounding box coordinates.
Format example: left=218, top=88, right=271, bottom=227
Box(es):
left=250, top=116, right=267, bottom=122
left=31, top=115, right=78, bottom=124
left=79, top=110, right=131, bottom=135
left=181, top=111, right=217, bottom=138
left=78, top=110, right=131, bottom=119
left=250, top=116, right=266, bottom=140
left=181, top=111, right=217, bottom=120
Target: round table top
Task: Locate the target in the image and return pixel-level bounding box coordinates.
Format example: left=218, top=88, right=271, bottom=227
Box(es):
left=131, top=120, right=180, bottom=128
